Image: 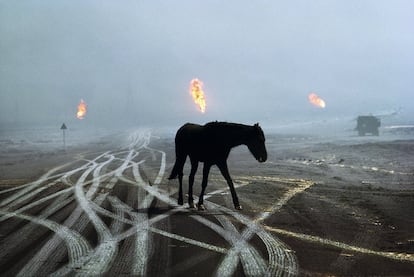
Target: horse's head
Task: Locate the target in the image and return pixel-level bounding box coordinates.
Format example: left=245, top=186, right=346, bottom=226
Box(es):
left=247, top=123, right=267, bottom=163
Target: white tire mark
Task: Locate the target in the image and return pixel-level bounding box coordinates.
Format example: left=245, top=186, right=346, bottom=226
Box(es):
left=0, top=209, right=92, bottom=276
left=7, top=129, right=408, bottom=277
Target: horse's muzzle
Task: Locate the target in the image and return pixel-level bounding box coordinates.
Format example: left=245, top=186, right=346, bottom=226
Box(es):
left=258, top=156, right=267, bottom=163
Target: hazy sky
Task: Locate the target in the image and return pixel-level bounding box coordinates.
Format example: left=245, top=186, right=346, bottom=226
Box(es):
left=0, top=0, right=413, bottom=127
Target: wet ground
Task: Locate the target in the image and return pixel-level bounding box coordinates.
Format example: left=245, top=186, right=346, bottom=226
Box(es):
left=0, top=128, right=413, bottom=276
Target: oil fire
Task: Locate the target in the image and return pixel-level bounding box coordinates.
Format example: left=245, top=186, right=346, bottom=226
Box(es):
left=76, top=99, right=87, bottom=119
left=190, top=78, right=206, bottom=113
left=308, top=93, right=326, bottom=108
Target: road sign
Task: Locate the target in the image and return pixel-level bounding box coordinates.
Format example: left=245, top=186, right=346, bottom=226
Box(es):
left=61, top=123, right=67, bottom=149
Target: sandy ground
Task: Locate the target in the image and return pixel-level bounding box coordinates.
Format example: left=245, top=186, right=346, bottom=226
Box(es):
left=0, top=127, right=413, bottom=276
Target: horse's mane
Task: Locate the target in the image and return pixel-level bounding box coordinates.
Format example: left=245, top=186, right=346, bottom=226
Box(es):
left=205, top=121, right=263, bottom=131
left=204, top=121, right=247, bottom=129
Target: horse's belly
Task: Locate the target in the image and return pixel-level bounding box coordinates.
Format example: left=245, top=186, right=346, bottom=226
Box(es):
left=189, top=149, right=209, bottom=162
left=188, top=146, right=224, bottom=164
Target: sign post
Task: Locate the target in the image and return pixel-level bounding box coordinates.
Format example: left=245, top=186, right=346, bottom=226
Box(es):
left=60, top=123, right=67, bottom=149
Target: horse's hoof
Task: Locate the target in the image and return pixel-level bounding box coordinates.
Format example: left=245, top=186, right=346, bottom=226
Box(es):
left=197, top=204, right=206, bottom=211
left=189, top=202, right=196, bottom=209
left=235, top=205, right=242, bottom=210
left=178, top=199, right=184, bottom=205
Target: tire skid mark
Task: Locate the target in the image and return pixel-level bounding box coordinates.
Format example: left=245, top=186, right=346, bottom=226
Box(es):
left=1, top=179, right=61, bottom=211
left=206, top=201, right=299, bottom=277
left=0, top=132, right=154, bottom=276
left=89, top=197, right=134, bottom=226
left=19, top=206, right=90, bottom=276
left=143, top=145, right=166, bottom=186
left=127, top=129, right=150, bottom=150
left=17, top=153, right=112, bottom=276
left=250, top=175, right=414, bottom=273
left=256, top=179, right=314, bottom=223
left=129, top=155, right=160, bottom=276
left=1, top=152, right=106, bottom=210
left=50, top=151, right=134, bottom=275
left=108, top=194, right=152, bottom=276
left=75, top=164, right=111, bottom=239
left=213, top=215, right=267, bottom=276
left=0, top=193, right=76, bottom=263
left=132, top=189, right=152, bottom=275
left=62, top=151, right=139, bottom=275
left=1, top=129, right=303, bottom=276
left=113, top=206, right=181, bottom=243
left=150, top=227, right=228, bottom=254
left=334, top=163, right=414, bottom=176
left=0, top=210, right=92, bottom=272
left=129, top=151, right=165, bottom=275
left=235, top=177, right=313, bottom=275
left=129, top=174, right=284, bottom=275
left=0, top=158, right=98, bottom=208
left=120, top=176, right=177, bottom=208
left=50, top=242, right=117, bottom=277
left=168, top=182, right=298, bottom=276
left=0, top=188, right=73, bottom=222
left=264, top=225, right=414, bottom=263
left=0, top=159, right=82, bottom=196
left=106, top=195, right=125, bottom=235
left=86, top=152, right=114, bottom=198
left=258, top=227, right=298, bottom=276
left=190, top=214, right=264, bottom=276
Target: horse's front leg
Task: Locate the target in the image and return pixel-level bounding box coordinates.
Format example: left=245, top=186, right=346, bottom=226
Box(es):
left=217, top=162, right=242, bottom=210
left=197, top=163, right=212, bottom=210
left=188, top=159, right=199, bottom=209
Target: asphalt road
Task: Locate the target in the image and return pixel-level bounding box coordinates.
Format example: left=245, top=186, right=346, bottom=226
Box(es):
left=0, top=129, right=413, bottom=276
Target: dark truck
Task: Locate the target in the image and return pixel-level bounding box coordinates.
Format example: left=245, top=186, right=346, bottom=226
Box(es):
left=356, top=115, right=381, bottom=136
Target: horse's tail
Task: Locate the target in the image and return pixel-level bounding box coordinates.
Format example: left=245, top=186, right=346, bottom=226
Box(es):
left=168, top=136, right=186, bottom=180
left=169, top=123, right=191, bottom=180
left=168, top=160, right=180, bottom=180
left=168, top=153, right=186, bottom=180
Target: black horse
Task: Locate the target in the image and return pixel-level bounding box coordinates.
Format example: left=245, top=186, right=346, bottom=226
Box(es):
left=168, top=121, right=267, bottom=210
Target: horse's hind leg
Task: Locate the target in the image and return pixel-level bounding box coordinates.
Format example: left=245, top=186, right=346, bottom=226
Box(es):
left=188, top=159, right=198, bottom=209
left=178, top=172, right=184, bottom=205
left=175, top=156, right=186, bottom=206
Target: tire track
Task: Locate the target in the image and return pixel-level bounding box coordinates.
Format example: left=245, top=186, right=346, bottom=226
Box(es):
left=205, top=201, right=299, bottom=277
left=16, top=153, right=112, bottom=276
left=54, top=150, right=141, bottom=275
left=1, top=129, right=304, bottom=276
left=0, top=209, right=92, bottom=273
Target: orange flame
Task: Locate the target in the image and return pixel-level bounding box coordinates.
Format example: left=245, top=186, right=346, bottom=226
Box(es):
left=308, top=93, right=326, bottom=108
left=190, top=78, right=206, bottom=113
left=76, top=99, right=87, bottom=119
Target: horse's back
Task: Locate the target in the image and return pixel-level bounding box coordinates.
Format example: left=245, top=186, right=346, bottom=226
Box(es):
left=174, top=123, right=203, bottom=152
left=176, top=123, right=212, bottom=158
left=175, top=123, right=203, bottom=141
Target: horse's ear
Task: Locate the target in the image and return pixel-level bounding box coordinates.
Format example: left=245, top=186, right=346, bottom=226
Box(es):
left=254, top=123, right=259, bottom=127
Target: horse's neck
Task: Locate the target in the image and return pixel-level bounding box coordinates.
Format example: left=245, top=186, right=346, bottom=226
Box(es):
left=225, top=126, right=251, bottom=148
